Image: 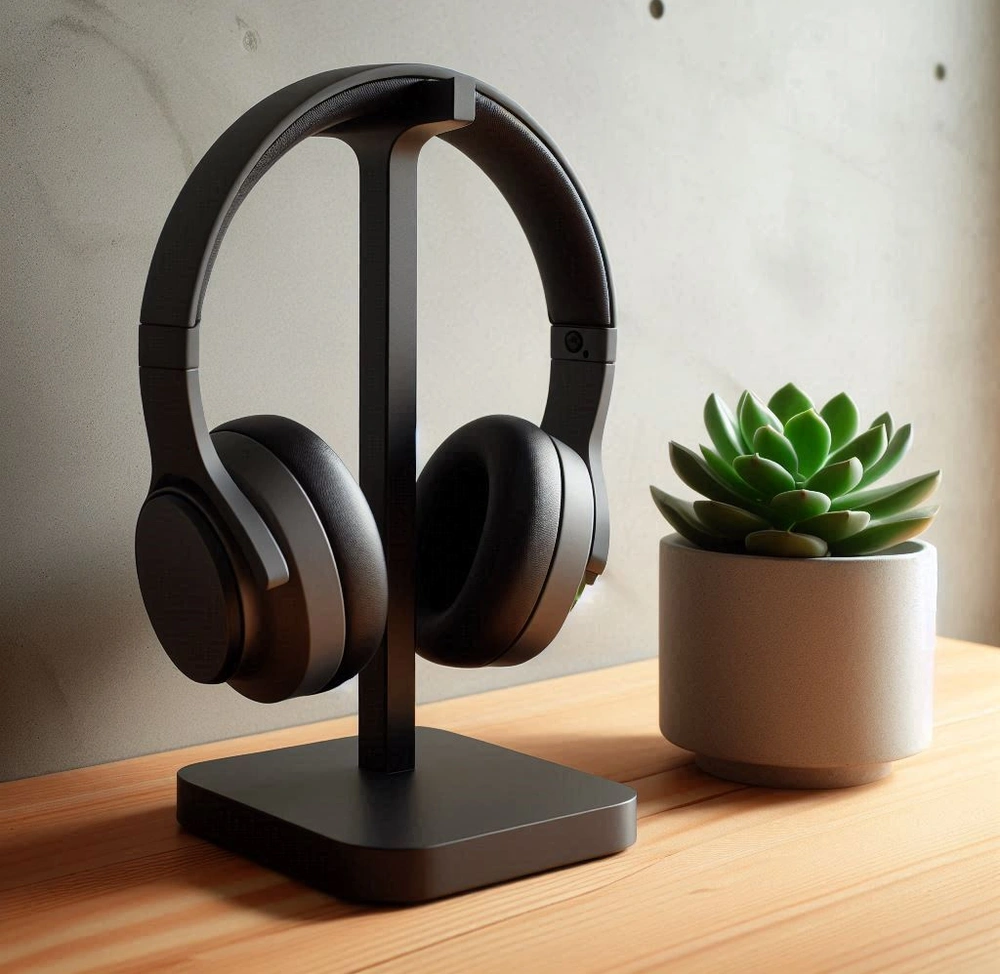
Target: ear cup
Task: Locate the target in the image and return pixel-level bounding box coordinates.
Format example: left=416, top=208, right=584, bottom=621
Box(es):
left=135, top=491, right=244, bottom=685
left=213, top=415, right=388, bottom=687
left=415, top=415, right=568, bottom=667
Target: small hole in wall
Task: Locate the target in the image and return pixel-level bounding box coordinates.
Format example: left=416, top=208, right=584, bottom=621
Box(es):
left=649, top=0, right=664, bottom=19
left=935, top=63, right=946, bottom=81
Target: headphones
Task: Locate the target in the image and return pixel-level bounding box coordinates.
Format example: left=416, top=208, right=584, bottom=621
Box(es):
left=136, top=64, right=616, bottom=703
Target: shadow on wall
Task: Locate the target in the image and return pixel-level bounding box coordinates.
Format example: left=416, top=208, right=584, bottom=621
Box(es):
left=0, top=244, right=153, bottom=781
left=938, top=27, right=1000, bottom=644
left=0, top=548, right=151, bottom=782
left=0, top=3, right=171, bottom=780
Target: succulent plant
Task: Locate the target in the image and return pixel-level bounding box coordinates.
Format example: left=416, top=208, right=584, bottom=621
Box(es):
left=650, top=383, right=940, bottom=557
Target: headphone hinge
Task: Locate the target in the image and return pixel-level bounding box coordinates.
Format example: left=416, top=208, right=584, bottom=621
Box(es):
left=550, top=325, right=616, bottom=364
left=541, top=358, right=614, bottom=577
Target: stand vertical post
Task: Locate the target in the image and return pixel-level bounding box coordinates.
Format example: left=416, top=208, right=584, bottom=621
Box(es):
left=335, top=78, right=476, bottom=773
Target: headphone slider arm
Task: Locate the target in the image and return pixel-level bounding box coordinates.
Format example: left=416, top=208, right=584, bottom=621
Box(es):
left=139, top=323, right=200, bottom=370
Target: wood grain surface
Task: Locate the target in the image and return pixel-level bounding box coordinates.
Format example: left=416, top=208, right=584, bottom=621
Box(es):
left=1, top=637, right=997, bottom=973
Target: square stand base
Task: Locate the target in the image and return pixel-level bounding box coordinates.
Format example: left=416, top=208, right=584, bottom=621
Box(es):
left=177, top=726, right=637, bottom=903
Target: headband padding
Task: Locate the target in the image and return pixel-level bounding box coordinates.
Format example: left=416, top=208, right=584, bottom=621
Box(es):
left=415, top=415, right=562, bottom=667
left=212, top=414, right=387, bottom=685
left=441, top=94, right=610, bottom=325
left=141, top=66, right=612, bottom=329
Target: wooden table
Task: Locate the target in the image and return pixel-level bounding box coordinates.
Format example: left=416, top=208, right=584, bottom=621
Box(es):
left=1, top=637, right=997, bottom=973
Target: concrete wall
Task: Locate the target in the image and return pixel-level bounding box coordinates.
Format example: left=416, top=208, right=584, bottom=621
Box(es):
left=2, top=0, right=997, bottom=780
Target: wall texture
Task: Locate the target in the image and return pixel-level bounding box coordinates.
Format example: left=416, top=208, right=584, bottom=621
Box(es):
left=2, top=0, right=998, bottom=780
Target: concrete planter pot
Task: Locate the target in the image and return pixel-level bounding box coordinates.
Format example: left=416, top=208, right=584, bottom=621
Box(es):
left=659, top=534, right=937, bottom=788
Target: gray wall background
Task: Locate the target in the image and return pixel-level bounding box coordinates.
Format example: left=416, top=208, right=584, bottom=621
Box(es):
left=2, top=0, right=997, bottom=781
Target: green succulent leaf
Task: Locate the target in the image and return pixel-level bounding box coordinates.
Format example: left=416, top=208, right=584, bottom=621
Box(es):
left=737, top=391, right=783, bottom=449
left=783, top=409, right=832, bottom=479
left=668, top=386, right=940, bottom=559
left=870, top=411, right=894, bottom=440
left=693, top=499, right=771, bottom=540
left=825, top=423, right=888, bottom=471
left=856, top=423, right=912, bottom=489
left=753, top=425, right=798, bottom=476
left=650, top=486, right=733, bottom=550
left=820, top=393, right=859, bottom=452
left=828, top=506, right=939, bottom=556
left=768, top=489, right=831, bottom=528
left=700, top=445, right=762, bottom=502
left=831, top=470, right=941, bottom=519
left=703, top=394, right=745, bottom=462
left=745, top=530, right=829, bottom=558
left=732, top=454, right=797, bottom=500
left=669, top=442, right=752, bottom=508
left=768, top=383, right=814, bottom=424
left=804, top=457, right=863, bottom=498
left=792, top=509, right=871, bottom=542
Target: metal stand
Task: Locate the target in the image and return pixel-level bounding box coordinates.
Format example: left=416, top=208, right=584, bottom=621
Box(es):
left=176, top=76, right=637, bottom=904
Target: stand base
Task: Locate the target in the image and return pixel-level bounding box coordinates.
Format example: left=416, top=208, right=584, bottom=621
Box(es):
left=177, top=727, right=637, bottom=903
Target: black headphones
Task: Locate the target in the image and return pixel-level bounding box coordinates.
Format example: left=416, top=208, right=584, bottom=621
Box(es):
left=136, top=64, right=616, bottom=703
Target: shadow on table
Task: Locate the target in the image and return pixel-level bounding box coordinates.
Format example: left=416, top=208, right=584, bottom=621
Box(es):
left=2, top=802, right=389, bottom=924
left=485, top=727, right=880, bottom=816
left=5, top=732, right=867, bottom=926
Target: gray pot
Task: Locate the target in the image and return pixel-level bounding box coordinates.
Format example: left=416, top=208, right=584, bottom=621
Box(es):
left=659, top=534, right=937, bottom=788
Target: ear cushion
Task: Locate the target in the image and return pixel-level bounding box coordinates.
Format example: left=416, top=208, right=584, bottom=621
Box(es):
left=415, top=415, right=563, bottom=667
left=213, top=415, right=387, bottom=684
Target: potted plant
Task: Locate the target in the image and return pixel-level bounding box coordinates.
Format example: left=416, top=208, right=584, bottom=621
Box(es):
left=651, top=383, right=940, bottom=788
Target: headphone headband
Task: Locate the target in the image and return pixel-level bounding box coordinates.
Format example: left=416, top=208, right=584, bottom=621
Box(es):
left=140, top=64, right=615, bottom=332
left=139, top=64, right=615, bottom=589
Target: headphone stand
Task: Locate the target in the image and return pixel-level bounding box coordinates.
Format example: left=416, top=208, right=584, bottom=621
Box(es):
left=175, top=77, right=636, bottom=904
